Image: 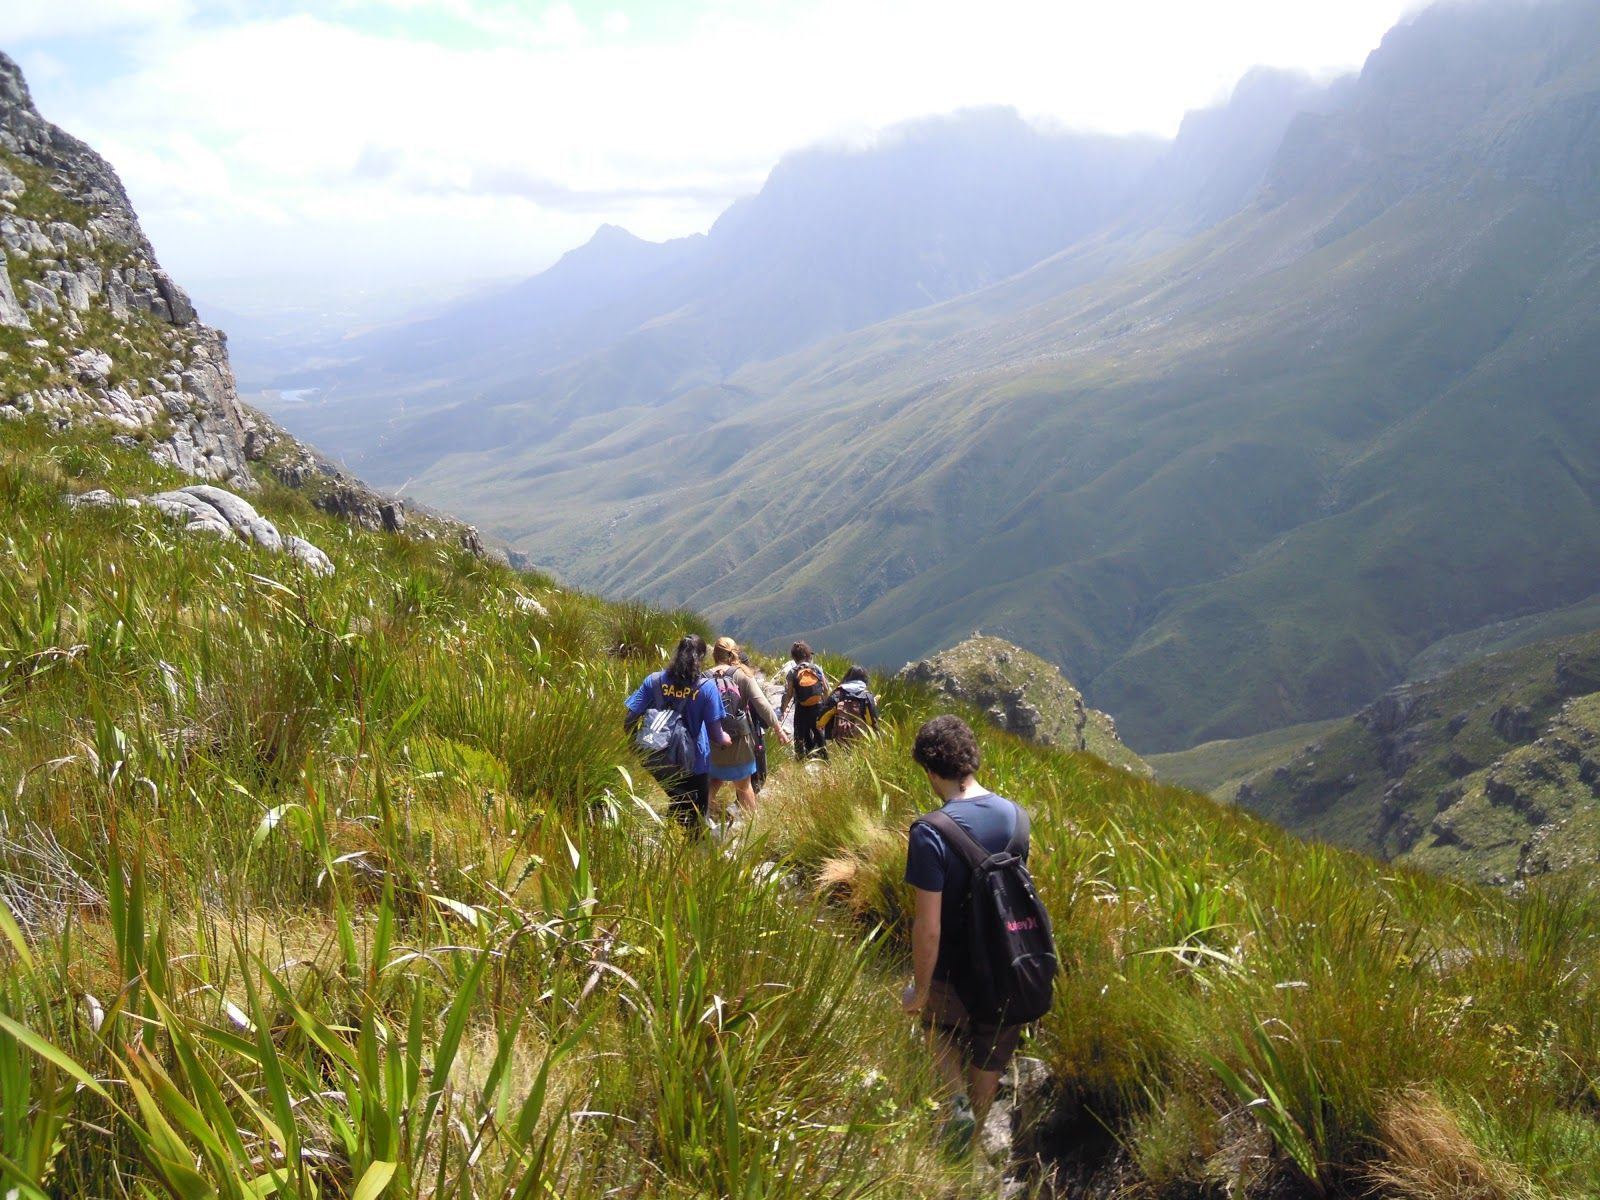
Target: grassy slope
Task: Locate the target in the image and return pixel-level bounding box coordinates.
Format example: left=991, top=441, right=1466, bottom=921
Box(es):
left=1405, top=592, right=1600, bottom=682
left=1149, top=717, right=1347, bottom=801
left=1, top=417, right=1600, bottom=1196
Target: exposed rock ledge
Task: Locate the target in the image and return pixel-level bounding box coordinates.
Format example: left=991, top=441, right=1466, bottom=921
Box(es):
left=1, top=51, right=493, bottom=562
left=65, top=484, right=334, bottom=576
left=898, top=634, right=1150, bottom=775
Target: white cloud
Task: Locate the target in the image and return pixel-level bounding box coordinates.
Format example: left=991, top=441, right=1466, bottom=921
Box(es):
left=0, top=0, right=191, bottom=41
left=14, top=0, right=1414, bottom=299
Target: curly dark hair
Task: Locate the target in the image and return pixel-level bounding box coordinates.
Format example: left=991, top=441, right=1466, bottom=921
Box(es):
left=791, top=641, right=813, bottom=663
left=912, top=715, right=981, bottom=781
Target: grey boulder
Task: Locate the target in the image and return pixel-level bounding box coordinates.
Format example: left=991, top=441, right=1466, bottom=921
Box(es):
left=131, top=485, right=335, bottom=574
left=285, top=536, right=334, bottom=577
left=21, top=278, right=56, bottom=313
left=63, top=489, right=135, bottom=510
left=147, top=489, right=233, bottom=537
left=177, top=484, right=282, bottom=551
left=0, top=249, right=28, bottom=329
left=68, top=348, right=112, bottom=383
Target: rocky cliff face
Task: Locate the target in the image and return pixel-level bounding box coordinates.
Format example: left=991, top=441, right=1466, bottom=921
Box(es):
left=897, top=634, right=1150, bottom=775
left=0, top=52, right=265, bottom=484
left=1238, top=628, right=1600, bottom=888
left=0, top=52, right=486, bottom=550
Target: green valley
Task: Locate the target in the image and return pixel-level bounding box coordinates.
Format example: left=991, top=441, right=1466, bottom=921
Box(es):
left=261, top=0, right=1600, bottom=754
left=1149, top=717, right=1347, bottom=801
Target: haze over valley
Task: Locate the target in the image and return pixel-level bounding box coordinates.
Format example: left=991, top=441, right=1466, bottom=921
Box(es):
left=243, top=0, right=1600, bottom=757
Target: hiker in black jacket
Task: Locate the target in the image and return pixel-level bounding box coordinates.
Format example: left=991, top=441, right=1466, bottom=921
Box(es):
left=816, top=665, right=879, bottom=744
left=902, top=715, right=1031, bottom=1153
left=778, top=641, right=829, bottom=761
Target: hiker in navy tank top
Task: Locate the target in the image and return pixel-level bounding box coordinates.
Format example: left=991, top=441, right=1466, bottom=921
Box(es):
left=902, top=714, right=1031, bottom=1154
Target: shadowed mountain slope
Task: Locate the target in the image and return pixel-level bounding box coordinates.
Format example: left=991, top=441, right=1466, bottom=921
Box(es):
left=269, top=0, right=1600, bottom=753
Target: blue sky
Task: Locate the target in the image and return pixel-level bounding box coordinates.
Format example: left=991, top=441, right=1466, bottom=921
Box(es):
left=2, top=1, right=1415, bottom=310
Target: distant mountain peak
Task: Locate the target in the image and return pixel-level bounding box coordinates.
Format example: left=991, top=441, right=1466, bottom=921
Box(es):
left=585, top=222, right=645, bottom=247
left=553, top=222, right=660, bottom=269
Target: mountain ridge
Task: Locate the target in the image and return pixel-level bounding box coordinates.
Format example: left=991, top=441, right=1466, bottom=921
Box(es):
left=253, top=0, right=1600, bottom=753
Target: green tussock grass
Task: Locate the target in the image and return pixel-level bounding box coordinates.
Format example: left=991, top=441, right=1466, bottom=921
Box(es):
left=0, top=416, right=1599, bottom=1196
left=0, top=416, right=957, bottom=1197
left=749, top=684, right=1600, bottom=1196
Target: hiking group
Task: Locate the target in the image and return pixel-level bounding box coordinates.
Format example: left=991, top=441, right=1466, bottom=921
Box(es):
left=624, top=635, right=877, bottom=833
left=624, top=634, right=1056, bottom=1156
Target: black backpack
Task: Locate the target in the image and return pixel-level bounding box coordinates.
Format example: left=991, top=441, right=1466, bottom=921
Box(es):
left=918, top=806, right=1057, bottom=1025
left=632, top=706, right=695, bottom=781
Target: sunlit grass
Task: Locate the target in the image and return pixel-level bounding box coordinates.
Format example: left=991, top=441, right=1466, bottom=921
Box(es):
left=0, top=414, right=1599, bottom=1197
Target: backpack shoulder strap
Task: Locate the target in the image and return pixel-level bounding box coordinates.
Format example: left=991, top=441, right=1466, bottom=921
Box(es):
left=1005, top=803, right=1030, bottom=857
left=920, top=810, right=990, bottom=872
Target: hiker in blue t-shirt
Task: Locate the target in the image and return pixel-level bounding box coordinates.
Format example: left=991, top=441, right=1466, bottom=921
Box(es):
left=902, top=714, right=1031, bottom=1153
left=624, top=634, right=730, bottom=830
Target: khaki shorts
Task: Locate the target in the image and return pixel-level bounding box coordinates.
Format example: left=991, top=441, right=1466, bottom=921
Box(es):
left=921, top=978, right=1024, bottom=1073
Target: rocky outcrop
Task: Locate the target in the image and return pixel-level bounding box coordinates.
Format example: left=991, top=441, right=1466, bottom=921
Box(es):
left=0, top=51, right=261, bottom=488
left=0, top=52, right=492, bottom=558
left=65, top=483, right=334, bottom=576
left=149, top=486, right=282, bottom=550
left=1237, top=629, right=1600, bottom=887
left=898, top=635, right=1150, bottom=774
